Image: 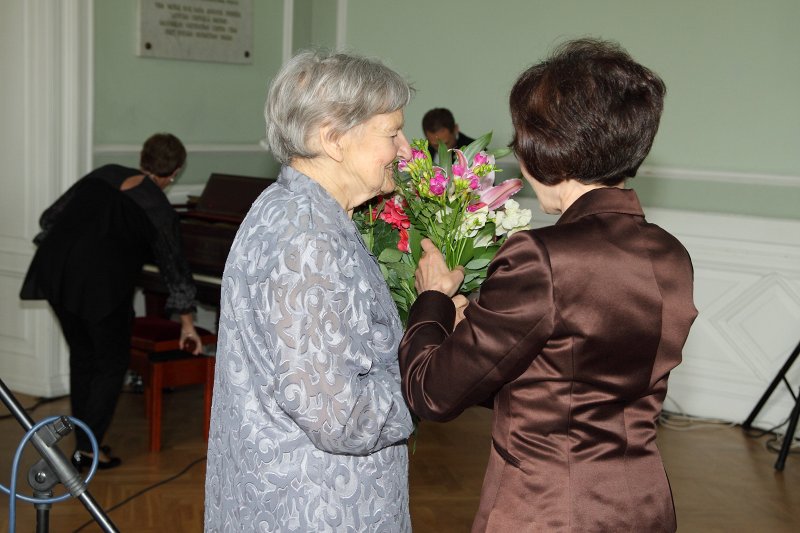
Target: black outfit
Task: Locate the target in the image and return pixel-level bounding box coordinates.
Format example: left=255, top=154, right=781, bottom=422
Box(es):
left=20, top=164, right=196, bottom=452
left=429, top=131, right=476, bottom=161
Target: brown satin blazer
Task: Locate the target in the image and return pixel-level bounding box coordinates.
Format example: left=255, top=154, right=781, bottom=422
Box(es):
left=400, top=188, right=697, bottom=532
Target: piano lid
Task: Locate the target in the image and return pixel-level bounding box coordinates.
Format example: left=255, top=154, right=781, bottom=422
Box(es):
left=184, top=173, right=275, bottom=223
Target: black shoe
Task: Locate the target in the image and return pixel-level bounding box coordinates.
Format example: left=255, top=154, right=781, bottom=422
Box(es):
left=71, top=450, right=122, bottom=472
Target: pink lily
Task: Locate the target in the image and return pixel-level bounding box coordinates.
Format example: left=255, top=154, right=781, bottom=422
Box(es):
left=453, top=149, right=523, bottom=210
left=452, top=149, right=478, bottom=183
left=480, top=178, right=523, bottom=209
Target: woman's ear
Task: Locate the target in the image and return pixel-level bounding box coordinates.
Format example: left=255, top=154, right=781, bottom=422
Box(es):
left=318, top=124, right=344, bottom=162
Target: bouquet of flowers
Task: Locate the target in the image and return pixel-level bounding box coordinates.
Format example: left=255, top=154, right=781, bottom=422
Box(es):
left=354, top=132, right=532, bottom=323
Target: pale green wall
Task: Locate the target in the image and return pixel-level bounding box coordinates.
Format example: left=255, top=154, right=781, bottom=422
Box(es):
left=293, top=0, right=313, bottom=51
left=293, top=0, right=337, bottom=52
left=93, top=0, right=285, bottom=183
left=344, top=0, right=800, bottom=219
left=92, top=0, right=800, bottom=218
left=310, top=0, right=337, bottom=50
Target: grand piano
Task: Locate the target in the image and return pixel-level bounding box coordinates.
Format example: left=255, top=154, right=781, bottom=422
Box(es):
left=138, top=173, right=276, bottom=318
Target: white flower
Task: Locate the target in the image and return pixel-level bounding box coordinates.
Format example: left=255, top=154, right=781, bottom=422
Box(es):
left=458, top=206, right=489, bottom=238
left=493, top=199, right=532, bottom=236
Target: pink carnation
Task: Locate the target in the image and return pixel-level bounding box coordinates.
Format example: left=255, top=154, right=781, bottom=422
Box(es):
left=473, top=152, right=489, bottom=165
left=429, top=170, right=447, bottom=196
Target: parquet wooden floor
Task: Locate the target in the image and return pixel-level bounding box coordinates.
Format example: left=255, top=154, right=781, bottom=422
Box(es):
left=1, top=387, right=798, bottom=532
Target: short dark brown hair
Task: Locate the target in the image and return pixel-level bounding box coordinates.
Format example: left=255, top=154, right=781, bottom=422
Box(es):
left=510, top=39, right=666, bottom=186
left=422, top=107, right=456, bottom=133
left=139, top=133, right=186, bottom=177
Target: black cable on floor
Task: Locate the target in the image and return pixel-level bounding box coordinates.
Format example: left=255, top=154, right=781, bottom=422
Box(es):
left=765, top=434, right=800, bottom=455
left=71, top=455, right=206, bottom=533
left=740, top=413, right=800, bottom=458
left=741, top=414, right=791, bottom=439
left=0, top=395, right=70, bottom=420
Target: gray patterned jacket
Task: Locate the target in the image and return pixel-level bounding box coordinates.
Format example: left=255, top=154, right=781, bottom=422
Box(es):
left=204, top=166, right=415, bottom=532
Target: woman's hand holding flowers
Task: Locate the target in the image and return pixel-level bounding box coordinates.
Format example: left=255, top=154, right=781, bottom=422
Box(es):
left=452, top=295, right=469, bottom=328
left=415, top=238, right=464, bottom=297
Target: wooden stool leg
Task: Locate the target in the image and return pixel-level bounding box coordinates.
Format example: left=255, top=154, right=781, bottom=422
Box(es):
left=150, top=365, right=163, bottom=452
left=143, top=382, right=152, bottom=419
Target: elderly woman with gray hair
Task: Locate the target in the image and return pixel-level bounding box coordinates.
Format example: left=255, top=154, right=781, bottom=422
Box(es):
left=204, top=50, right=416, bottom=531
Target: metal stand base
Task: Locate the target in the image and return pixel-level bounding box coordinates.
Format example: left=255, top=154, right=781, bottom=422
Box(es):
left=742, top=340, right=800, bottom=471
left=0, top=378, right=119, bottom=532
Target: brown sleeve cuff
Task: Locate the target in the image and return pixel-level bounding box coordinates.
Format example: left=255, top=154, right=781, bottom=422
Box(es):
left=407, top=290, right=456, bottom=331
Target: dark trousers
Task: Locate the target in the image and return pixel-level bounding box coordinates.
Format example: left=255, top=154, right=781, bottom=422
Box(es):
left=52, top=303, right=133, bottom=452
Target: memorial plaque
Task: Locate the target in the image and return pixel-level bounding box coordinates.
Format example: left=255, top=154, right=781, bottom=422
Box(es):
left=138, top=0, right=253, bottom=64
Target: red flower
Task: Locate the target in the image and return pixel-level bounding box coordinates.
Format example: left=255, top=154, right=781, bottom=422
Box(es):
left=379, top=196, right=410, bottom=230
left=397, top=228, right=410, bottom=253
left=375, top=196, right=411, bottom=253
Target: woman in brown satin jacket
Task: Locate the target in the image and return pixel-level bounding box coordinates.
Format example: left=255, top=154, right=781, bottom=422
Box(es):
left=399, top=39, right=698, bottom=532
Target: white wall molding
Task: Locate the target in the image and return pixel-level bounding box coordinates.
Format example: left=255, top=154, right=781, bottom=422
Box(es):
left=97, top=145, right=800, bottom=189
left=497, top=153, right=800, bottom=189
left=95, top=143, right=266, bottom=155
left=97, top=144, right=800, bottom=190
left=638, top=165, right=800, bottom=188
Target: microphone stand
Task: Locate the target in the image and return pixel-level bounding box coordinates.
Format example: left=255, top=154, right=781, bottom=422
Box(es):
left=0, top=378, right=118, bottom=532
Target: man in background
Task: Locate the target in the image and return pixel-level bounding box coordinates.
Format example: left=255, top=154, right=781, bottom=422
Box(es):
left=422, top=107, right=475, bottom=161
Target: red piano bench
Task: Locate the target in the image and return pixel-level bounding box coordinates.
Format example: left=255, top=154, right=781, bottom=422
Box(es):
left=129, top=317, right=217, bottom=452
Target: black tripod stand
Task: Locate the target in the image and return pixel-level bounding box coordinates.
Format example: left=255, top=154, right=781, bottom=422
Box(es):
left=742, top=339, right=800, bottom=471
left=0, top=378, right=118, bottom=532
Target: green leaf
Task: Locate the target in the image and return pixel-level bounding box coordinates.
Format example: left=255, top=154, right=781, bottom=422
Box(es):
left=462, top=279, right=484, bottom=293
left=378, top=248, right=405, bottom=263
left=454, top=238, right=475, bottom=267
left=439, top=140, right=451, bottom=178
left=391, top=292, right=408, bottom=307
left=463, top=272, right=480, bottom=284
left=465, top=257, right=492, bottom=270
left=463, top=132, right=492, bottom=164
left=490, top=146, right=512, bottom=159
left=390, top=262, right=416, bottom=278
left=473, top=244, right=501, bottom=260
left=429, top=223, right=445, bottom=243
left=473, top=225, right=495, bottom=247
left=409, top=227, right=424, bottom=262
left=371, top=222, right=399, bottom=254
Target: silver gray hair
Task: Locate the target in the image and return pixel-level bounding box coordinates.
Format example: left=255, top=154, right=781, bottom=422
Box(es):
left=264, top=50, right=414, bottom=164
